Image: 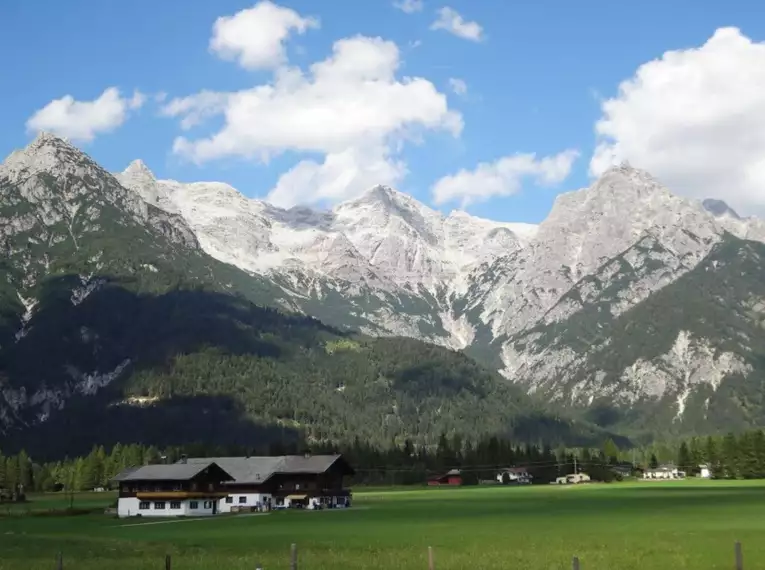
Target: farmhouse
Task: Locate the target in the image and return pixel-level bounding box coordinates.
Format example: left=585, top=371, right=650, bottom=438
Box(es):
left=181, top=454, right=355, bottom=512
left=427, top=469, right=463, bottom=486
left=113, top=461, right=234, bottom=518
left=643, top=464, right=685, bottom=480
left=555, top=473, right=591, bottom=484
left=496, top=467, right=532, bottom=484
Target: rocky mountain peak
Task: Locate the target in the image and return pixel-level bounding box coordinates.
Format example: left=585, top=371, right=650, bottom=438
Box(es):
left=1, top=132, right=96, bottom=183
left=703, top=198, right=741, bottom=220
left=340, top=184, right=428, bottom=216
left=123, top=159, right=156, bottom=182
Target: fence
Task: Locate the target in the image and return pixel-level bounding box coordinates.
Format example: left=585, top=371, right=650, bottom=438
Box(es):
left=51, top=541, right=748, bottom=569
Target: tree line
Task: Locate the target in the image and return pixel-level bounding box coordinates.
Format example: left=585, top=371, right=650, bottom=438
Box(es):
left=4, top=429, right=764, bottom=496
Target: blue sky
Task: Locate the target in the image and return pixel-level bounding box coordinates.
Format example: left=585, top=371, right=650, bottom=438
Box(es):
left=3, top=0, right=765, bottom=221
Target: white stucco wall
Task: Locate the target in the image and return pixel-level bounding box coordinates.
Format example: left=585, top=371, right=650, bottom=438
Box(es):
left=218, top=493, right=272, bottom=513
left=117, top=497, right=218, bottom=518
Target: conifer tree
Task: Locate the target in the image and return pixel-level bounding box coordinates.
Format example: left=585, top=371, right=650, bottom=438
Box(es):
left=677, top=442, right=692, bottom=472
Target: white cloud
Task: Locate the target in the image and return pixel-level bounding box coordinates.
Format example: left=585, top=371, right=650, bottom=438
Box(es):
left=448, top=77, right=467, bottom=96
left=591, top=27, right=765, bottom=215
left=165, top=33, right=462, bottom=208
left=26, top=87, right=144, bottom=142
left=432, top=150, right=580, bottom=207
left=394, top=0, right=424, bottom=13
left=161, top=90, right=231, bottom=130
left=268, top=145, right=406, bottom=208
left=128, top=91, right=146, bottom=110
left=209, top=1, right=319, bottom=70
left=430, top=7, right=483, bottom=42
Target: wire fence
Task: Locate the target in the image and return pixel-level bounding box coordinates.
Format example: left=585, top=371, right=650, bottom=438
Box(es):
left=50, top=541, right=748, bottom=570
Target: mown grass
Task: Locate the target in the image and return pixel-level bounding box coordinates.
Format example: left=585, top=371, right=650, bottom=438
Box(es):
left=1, top=480, right=764, bottom=569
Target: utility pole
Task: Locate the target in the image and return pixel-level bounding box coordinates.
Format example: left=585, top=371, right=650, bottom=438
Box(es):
left=574, top=455, right=578, bottom=474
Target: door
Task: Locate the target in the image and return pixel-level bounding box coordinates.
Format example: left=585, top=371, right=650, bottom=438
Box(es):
left=212, top=500, right=217, bottom=515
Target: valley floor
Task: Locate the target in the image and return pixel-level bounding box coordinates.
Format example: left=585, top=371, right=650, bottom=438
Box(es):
left=1, top=481, right=764, bottom=569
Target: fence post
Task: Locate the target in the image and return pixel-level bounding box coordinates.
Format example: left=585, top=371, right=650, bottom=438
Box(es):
left=290, top=543, right=298, bottom=570
left=735, top=541, right=743, bottom=570
left=165, top=554, right=172, bottom=570
left=55, top=552, right=63, bottom=570
left=572, top=556, right=580, bottom=570
left=428, top=546, right=435, bottom=570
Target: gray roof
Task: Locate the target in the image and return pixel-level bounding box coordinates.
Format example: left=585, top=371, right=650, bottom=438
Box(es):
left=180, top=455, right=345, bottom=484
left=112, top=461, right=228, bottom=482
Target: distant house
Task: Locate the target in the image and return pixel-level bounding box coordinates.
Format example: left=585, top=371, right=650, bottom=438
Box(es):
left=112, top=461, right=234, bottom=518
left=643, top=464, right=685, bottom=480
left=610, top=464, right=634, bottom=478
left=181, top=454, right=355, bottom=511
left=698, top=464, right=711, bottom=479
left=555, top=473, right=591, bottom=484
left=428, top=469, right=463, bottom=486
left=496, top=467, right=532, bottom=485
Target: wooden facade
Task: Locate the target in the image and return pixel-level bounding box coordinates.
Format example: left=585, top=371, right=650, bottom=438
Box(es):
left=113, top=462, right=234, bottom=518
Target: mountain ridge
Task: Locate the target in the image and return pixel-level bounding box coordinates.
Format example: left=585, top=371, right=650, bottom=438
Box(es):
left=5, top=133, right=765, bottom=440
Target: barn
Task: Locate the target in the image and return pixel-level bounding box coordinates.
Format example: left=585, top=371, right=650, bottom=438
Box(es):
left=427, top=468, right=463, bottom=486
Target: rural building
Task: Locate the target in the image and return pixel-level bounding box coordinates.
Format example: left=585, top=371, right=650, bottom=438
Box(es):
left=699, top=464, right=711, bottom=478
left=112, top=461, right=234, bottom=518
left=496, top=467, right=532, bottom=484
left=643, top=464, right=685, bottom=480
left=181, top=454, right=355, bottom=512
left=610, top=464, right=634, bottom=478
left=427, top=469, right=463, bottom=486
left=555, top=473, right=591, bottom=484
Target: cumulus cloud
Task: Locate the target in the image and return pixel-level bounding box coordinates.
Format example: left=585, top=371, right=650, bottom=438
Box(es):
left=448, top=77, right=467, bottom=96
left=393, top=0, right=424, bottom=13
left=165, top=26, right=462, bottom=208
left=26, top=87, right=144, bottom=142
left=590, top=27, right=765, bottom=215
left=432, top=150, right=580, bottom=207
left=430, top=7, right=483, bottom=42
left=209, top=1, right=319, bottom=70
left=268, top=145, right=406, bottom=208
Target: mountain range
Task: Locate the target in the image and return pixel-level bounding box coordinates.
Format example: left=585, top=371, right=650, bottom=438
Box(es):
left=2, top=133, right=765, bottom=452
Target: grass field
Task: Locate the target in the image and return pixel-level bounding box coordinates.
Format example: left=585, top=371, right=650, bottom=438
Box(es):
left=2, top=481, right=764, bottom=569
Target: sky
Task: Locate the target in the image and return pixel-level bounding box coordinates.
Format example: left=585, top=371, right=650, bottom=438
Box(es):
left=3, top=0, right=765, bottom=222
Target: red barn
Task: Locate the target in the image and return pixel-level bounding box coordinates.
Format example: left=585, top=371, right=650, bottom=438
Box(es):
left=427, top=469, right=463, bottom=486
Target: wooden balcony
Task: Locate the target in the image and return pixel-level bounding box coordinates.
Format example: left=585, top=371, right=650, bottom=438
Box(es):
left=135, top=491, right=230, bottom=500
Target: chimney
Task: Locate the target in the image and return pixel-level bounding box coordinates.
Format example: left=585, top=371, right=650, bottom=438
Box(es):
left=180, top=454, right=187, bottom=464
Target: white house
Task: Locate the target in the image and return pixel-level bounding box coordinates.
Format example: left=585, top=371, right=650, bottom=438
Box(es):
left=643, top=464, right=685, bottom=480
left=496, top=467, right=532, bottom=484
left=181, top=454, right=355, bottom=512
left=112, top=461, right=234, bottom=518
left=555, top=473, right=591, bottom=484
left=699, top=464, right=711, bottom=478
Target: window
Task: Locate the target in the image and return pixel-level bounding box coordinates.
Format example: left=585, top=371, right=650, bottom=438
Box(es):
left=154, top=502, right=166, bottom=510
left=225, top=496, right=233, bottom=504
left=239, top=496, right=247, bottom=504
left=203, top=501, right=212, bottom=509
left=170, top=501, right=181, bottom=510
left=189, top=501, right=199, bottom=509
left=139, top=501, right=150, bottom=510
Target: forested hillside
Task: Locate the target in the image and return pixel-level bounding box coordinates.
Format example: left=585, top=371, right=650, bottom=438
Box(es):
left=0, top=135, right=619, bottom=459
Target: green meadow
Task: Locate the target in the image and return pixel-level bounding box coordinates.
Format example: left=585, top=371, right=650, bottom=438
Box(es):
left=1, top=481, right=764, bottom=570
